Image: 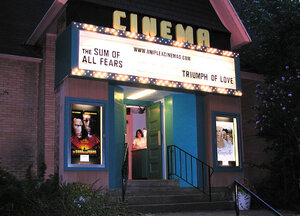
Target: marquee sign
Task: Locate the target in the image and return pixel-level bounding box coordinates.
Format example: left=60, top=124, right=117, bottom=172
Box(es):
left=63, top=22, right=242, bottom=96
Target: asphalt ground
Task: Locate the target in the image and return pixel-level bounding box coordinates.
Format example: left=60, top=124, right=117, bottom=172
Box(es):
left=144, top=210, right=300, bottom=216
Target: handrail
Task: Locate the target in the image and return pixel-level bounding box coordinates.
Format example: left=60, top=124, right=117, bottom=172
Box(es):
left=167, top=145, right=214, bottom=201
left=121, top=142, right=129, bottom=201
left=234, top=179, right=283, bottom=216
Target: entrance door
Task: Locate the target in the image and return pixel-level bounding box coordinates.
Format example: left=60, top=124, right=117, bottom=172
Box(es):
left=146, top=102, right=162, bottom=179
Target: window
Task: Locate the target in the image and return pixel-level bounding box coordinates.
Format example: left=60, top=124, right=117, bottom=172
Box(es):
left=212, top=112, right=242, bottom=171
left=65, top=98, right=107, bottom=170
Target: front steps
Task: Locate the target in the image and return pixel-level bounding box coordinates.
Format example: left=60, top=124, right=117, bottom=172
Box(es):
left=125, top=179, right=234, bottom=214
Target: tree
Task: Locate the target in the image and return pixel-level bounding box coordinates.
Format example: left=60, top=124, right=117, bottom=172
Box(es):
left=254, top=69, right=300, bottom=208
left=232, top=0, right=300, bottom=76
left=231, top=0, right=300, bottom=208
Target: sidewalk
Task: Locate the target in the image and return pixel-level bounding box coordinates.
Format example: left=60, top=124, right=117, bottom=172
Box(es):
left=144, top=210, right=300, bottom=216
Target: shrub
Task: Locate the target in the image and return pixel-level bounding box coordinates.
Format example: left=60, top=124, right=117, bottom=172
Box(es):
left=0, top=167, right=25, bottom=215
left=0, top=166, right=128, bottom=216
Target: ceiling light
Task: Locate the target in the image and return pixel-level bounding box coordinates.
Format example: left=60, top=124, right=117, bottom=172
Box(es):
left=127, top=89, right=156, bottom=100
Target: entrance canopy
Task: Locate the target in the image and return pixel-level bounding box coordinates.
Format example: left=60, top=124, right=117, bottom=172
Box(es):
left=55, top=22, right=242, bottom=96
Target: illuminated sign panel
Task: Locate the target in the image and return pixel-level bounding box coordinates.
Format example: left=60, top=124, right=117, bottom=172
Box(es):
left=79, top=30, right=236, bottom=89
left=64, top=97, right=107, bottom=170
left=212, top=112, right=243, bottom=171
left=216, top=117, right=239, bottom=167
left=70, top=104, right=103, bottom=167
left=68, top=23, right=241, bottom=96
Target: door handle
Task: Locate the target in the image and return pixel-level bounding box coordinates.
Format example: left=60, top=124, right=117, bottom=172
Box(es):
left=158, top=130, right=161, bottom=146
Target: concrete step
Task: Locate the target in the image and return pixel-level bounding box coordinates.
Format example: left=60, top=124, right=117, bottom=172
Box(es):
left=127, top=179, right=180, bottom=187
left=120, top=180, right=234, bottom=214
left=127, top=184, right=230, bottom=193
left=125, top=186, right=230, bottom=199
left=128, top=200, right=235, bottom=214
left=126, top=186, right=201, bottom=195
left=127, top=193, right=229, bottom=205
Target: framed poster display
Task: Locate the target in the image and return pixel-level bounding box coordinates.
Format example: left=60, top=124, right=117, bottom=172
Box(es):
left=65, top=97, right=107, bottom=170
left=212, top=112, right=242, bottom=171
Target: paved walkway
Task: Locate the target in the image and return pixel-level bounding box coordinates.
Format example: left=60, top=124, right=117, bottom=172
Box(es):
left=143, top=210, right=300, bottom=216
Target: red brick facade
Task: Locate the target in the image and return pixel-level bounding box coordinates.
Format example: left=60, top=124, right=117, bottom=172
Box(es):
left=40, top=34, right=57, bottom=177
left=0, top=33, right=57, bottom=179
left=0, top=56, right=40, bottom=178
left=0, top=1, right=265, bottom=186
left=241, top=72, right=271, bottom=182
left=0, top=48, right=267, bottom=184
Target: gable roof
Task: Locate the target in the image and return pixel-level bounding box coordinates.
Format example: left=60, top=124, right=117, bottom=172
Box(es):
left=210, top=0, right=251, bottom=49
left=0, top=0, right=250, bottom=58
left=0, top=0, right=54, bottom=58
left=67, top=0, right=230, bottom=33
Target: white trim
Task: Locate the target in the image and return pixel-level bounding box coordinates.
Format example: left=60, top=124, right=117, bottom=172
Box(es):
left=154, top=98, right=167, bottom=180
left=0, top=53, right=42, bottom=63
left=26, top=0, right=68, bottom=45
left=162, top=100, right=167, bottom=180
left=209, top=0, right=251, bottom=49
left=227, top=0, right=251, bottom=45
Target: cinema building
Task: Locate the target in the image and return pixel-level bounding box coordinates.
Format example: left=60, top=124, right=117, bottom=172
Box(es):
left=1, top=0, right=265, bottom=193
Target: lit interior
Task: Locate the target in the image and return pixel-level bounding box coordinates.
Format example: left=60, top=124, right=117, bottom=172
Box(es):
left=127, top=89, right=156, bottom=100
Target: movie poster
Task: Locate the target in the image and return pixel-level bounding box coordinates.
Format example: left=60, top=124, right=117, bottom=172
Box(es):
left=71, top=104, right=102, bottom=165
left=216, top=117, right=238, bottom=167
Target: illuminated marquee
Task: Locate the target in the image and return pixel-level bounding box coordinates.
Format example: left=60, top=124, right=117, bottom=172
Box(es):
left=72, top=22, right=242, bottom=96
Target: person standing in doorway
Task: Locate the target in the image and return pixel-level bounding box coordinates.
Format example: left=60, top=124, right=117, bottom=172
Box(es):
left=132, top=129, right=147, bottom=150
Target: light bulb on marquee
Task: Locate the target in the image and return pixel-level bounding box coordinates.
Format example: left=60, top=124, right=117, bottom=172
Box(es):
left=73, top=22, right=242, bottom=97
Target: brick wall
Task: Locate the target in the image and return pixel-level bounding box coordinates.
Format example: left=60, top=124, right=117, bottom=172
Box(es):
left=0, top=33, right=57, bottom=179
left=0, top=56, right=40, bottom=179
left=241, top=72, right=271, bottom=182
left=56, top=78, right=109, bottom=188
left=54, top=79, right=61, bottom=173
left=204, top=94, right=244, bottom=187
left=37, top=33, right=57, bottom=177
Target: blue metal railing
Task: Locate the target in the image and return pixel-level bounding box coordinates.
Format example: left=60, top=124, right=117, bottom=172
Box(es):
left=167, top=145, right=214, bottom=201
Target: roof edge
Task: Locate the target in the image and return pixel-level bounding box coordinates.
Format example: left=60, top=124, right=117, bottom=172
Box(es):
left=209, top=0, right=251, bottom=49
left=241, top=71, right=264, bottom=81
left=0, top=53, right=42, bottom=63
left=27, top=0, right=251, bottom=49
left=26, top=0, right=68, bottom=45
